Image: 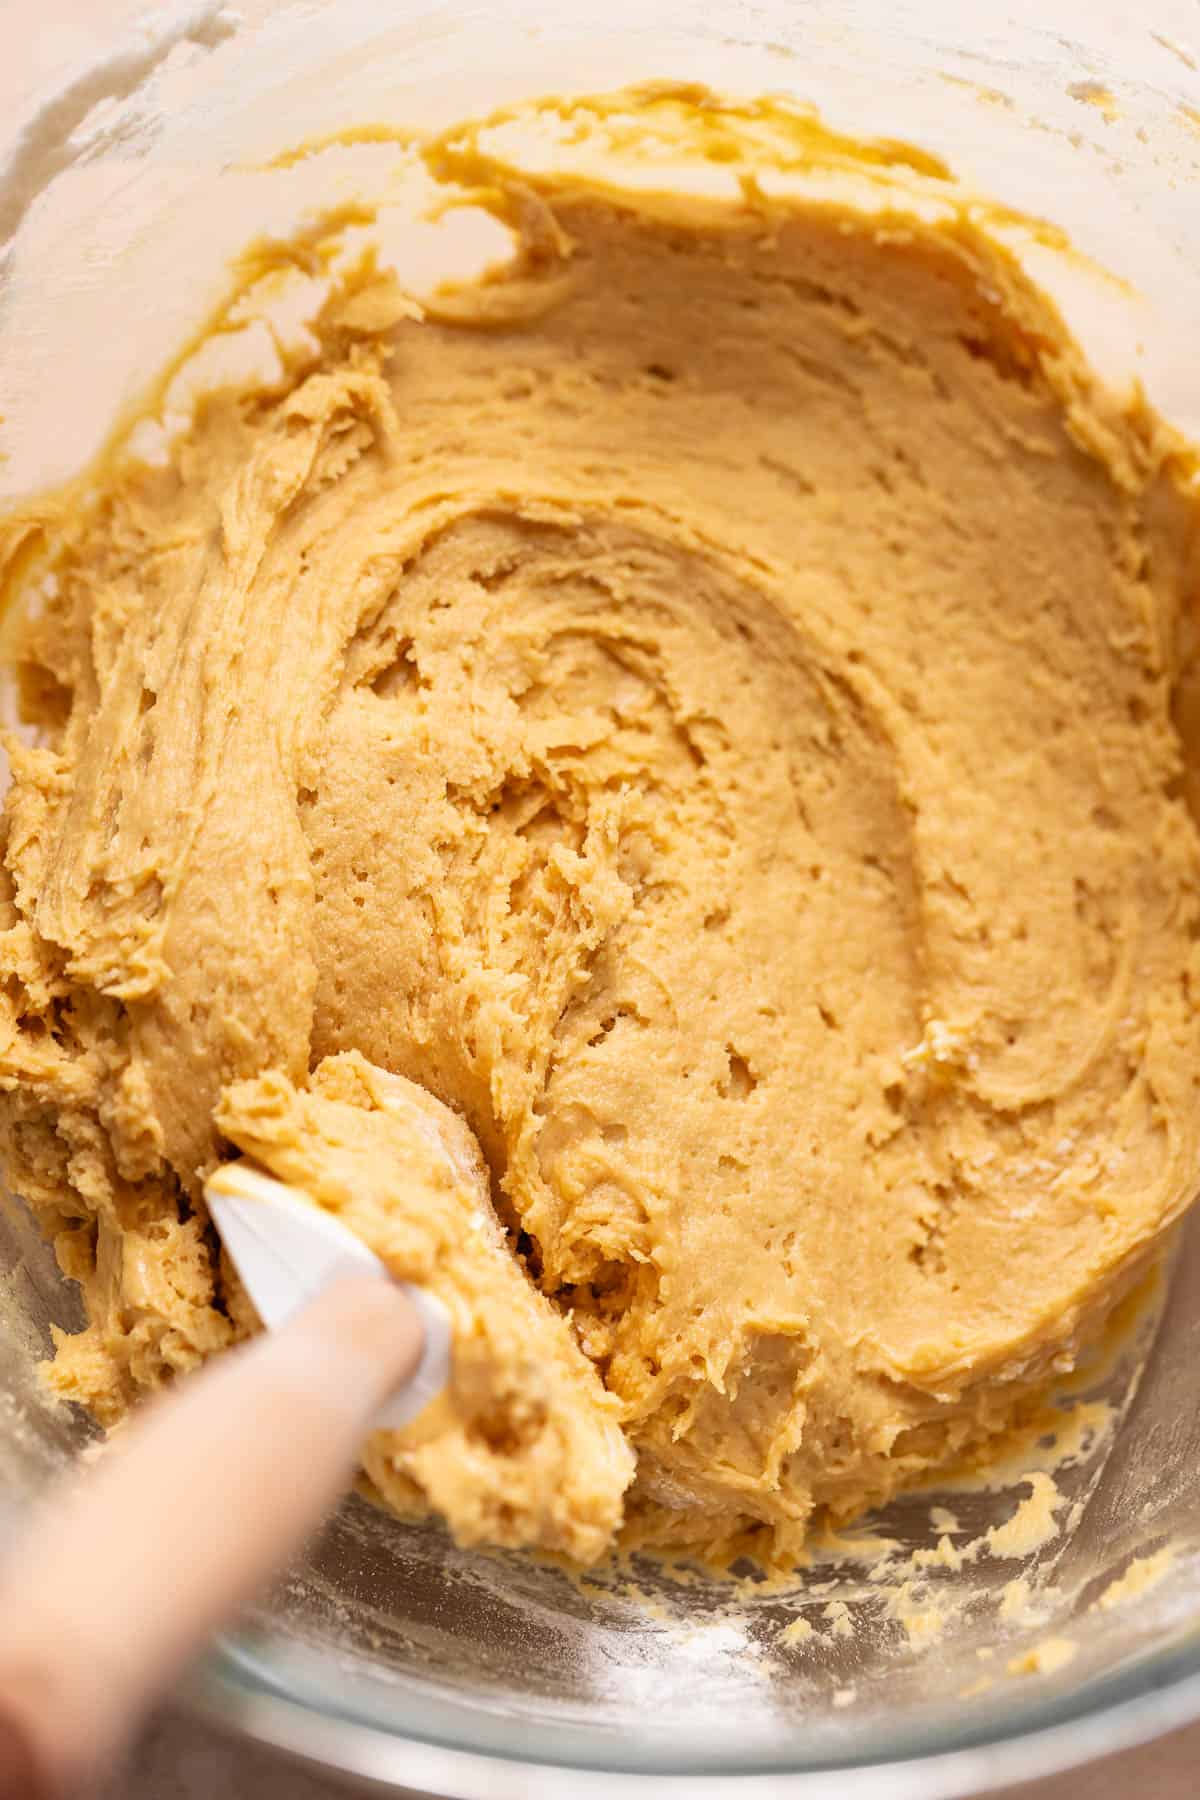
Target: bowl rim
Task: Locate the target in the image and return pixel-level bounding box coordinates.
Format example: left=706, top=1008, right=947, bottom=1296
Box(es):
left=183, top=1639, right=1200, bottom=1797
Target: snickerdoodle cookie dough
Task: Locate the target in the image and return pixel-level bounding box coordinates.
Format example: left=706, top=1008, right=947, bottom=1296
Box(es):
left=1, top=89, right=1198, bottom=1567
left=217, top=1052, right=635, bottom=1561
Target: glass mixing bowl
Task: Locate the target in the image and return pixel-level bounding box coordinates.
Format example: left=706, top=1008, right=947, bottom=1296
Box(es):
left=2, top=3, right=1200, bottom=1794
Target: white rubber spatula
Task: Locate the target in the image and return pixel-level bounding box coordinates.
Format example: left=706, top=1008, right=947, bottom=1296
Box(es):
left=0, top=1164, right=453, bottom=1800
left=205, top=1162, right=452, bottom=1428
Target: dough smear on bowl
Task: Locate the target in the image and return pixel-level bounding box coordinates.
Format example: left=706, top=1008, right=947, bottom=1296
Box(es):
left=1, top=88, right=1199, bottom=1567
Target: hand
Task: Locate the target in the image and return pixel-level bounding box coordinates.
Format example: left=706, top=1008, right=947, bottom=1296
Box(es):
left=0, top=1278, right=424, bottom=1799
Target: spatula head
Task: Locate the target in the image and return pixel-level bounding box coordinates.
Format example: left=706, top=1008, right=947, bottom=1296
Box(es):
left=205, top=1162, right=451, bottom=1429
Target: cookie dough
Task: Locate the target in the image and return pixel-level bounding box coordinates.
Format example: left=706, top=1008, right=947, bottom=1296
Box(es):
left=217, top=1052, right=634, bottom=1561
left=1, top=88, right=1199, bottom=1567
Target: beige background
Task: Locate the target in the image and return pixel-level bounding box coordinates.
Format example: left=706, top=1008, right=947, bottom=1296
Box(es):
left=7, top=5, right=1200, bottom=1797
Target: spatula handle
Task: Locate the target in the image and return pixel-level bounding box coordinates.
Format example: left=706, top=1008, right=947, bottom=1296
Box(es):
left=0, top=1276, right=424, bottom=1798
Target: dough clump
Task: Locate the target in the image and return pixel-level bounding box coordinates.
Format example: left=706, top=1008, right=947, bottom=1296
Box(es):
left=218, top=1052, right=634, bottom=1562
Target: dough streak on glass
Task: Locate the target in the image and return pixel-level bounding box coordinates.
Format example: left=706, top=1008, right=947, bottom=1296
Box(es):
left=1, top=89, right=1198, bottom=1567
